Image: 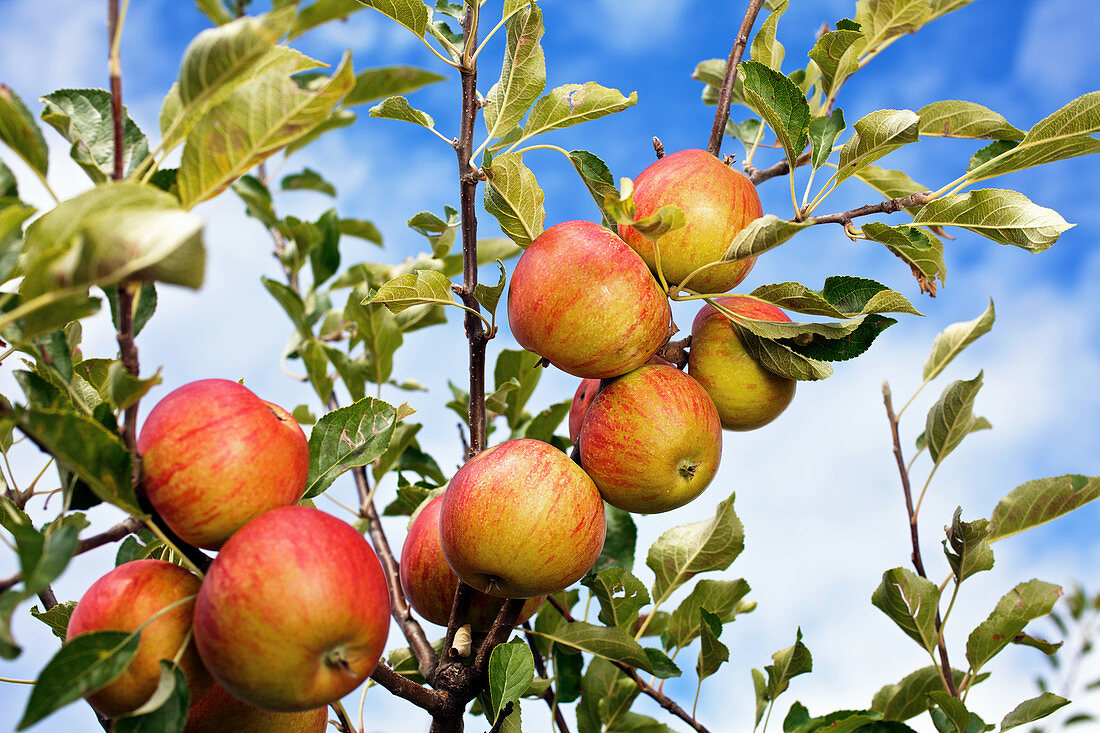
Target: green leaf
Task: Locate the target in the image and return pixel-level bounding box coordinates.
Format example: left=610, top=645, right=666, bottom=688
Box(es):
left=20, top=408, right=140, bottom=515
left=483, top=152, right=546, bottom=247
left=970, top=91, right=1100, bottom=181
left=943, top=508, right=994, bottom=583
left=287, top=0, right=365, bottom=39
left=518, top=399, right=571, bottom=443
left=605, top=178, right=686, bottom=243
left=594, top=504, right=637, bottom=573
left=364, top=270, right=457, bottom=314
left=749, top=0, right=787, bottom=70
left=764, top=628, right=812, bottom=699
left=582, top=568, right=650, bottom=629
left=577, top=657, right=637, bottom=733
left=345, top=65, right=445, bottom=106
left=917, top=100, right=1024, bottom=140
left=664, top=578, right=751, bottom=652
left=262, top=276, right=310, bottom=337
left=488, top=639, right=535, bottom=724
left=492, top=348, right=543, bottom=430
left=836, top=109, right=920, bottom=184
left=871, top=568, right=941, bottom=653
left=193, top=0, right=234, bottom=25
left=646, top=492, right=744, bottom=602
left=30, top=601, right=76, bottom=641
left=340, top=217, right=383, bottom=244
left=734, top=328, right=834, bottom=381
left=966, top=580, right=1062, bottom=673
left=538, top=621, right=655, bottom=673
left=40, top=89, right=149, bottom=183
left=484, top=5, right=545, bottom=142
left=913, top=189, right=1073, bottom=253
left=0, top=84, right=49, bottom=176
left=753, top=667, right=768, bottom=728
left=18, top=630, right=141, bottom=730
left=368, top=95, right=438, bottom=131
left=160, top=9, right=296, bottom=150
left=474, top=260, right=507, bottom=319
left=861, top=222, right=946, bottom=295
left=989, top=474, right=1100, bottom=543
left=522, top=83, right=638, bottom=140
left=925, top=371, right=986, bottom=465
left=923, top=300, right=995, bottom=381
left=304, top=397, right=398, bottom=497
left=106, top=362, right=162, bottom=412
left=808, top=30, right=865, bottom=97
left=1011, top=632, right=1061, bottom=656
left=113, top=661, right=190, bottom=732
left=0, top=591, right=21, bottom=659
left=809, top=108, right=845, bottom=169
left=354, top=0, right=430, bottom=41
left=872, top=667, right=971, bottom=722
left=739, top=60, right=810, bottom=172
left=751, top=276, right=920, bottom=318
left=722, top=215, right=811, bottom=264
left=696, top=609, right=729, bottom=681
left=928, top=691, right=971, bottom=733
left=281, top=167, right=336, bottom=196
left=177, top=48, right=354, bottom=207
left=999, top=692, right=1069, bottom=731
left=9, top=515, right=83, bottom=595
left=855, top=0, right=932, bottom=50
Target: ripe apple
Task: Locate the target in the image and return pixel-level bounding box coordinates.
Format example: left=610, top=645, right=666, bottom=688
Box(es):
left=400, top=495, right=544, bottom=630
left=138, top=378, right=310, bottom=550
left=439, top=439, right=606, bottom=598
left=688, top=296, right=796, bottom=431
left=185, top=684, right=327, bottom=733
left=193, top=506, right=389, bottom=712
left=618, top=148, right=762, bottom=294
left=66, top=559, right=212, bottom=717
left=568, top=378, right=600, bottom=444
left=507, top=220, right=672, bottom=379
left=578, top=364, right=722, bottom=514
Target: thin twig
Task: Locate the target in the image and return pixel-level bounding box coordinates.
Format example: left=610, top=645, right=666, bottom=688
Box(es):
left=745, top=150, right=812, bottom=185
left=707, top=0, right=765, bottom=157
left=522, top=622, right=570, bottom=733
left=801, top=191, right=932, bottom=226
left=488, top=702, right=515, bottom=733
left=0, top=517, right=144, bottom=594
left=371, top=663, right=445, bottom=712
left=882, top=382, right=959, bottom=697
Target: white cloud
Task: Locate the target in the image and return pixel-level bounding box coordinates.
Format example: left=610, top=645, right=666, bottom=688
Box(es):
left=1016, top=0, right=1100, bottom=104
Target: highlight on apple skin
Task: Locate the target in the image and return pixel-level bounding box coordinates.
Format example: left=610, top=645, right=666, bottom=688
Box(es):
left=137, top=378, right=310, bottom=550
left=578, top=364, right=723, bottom=514
left=400, top=495, right=545, bottom=631
left=618, top=148, right=762, bottom=294
left=439, top=439, right=606, bottom=599
left=193, top=506, right=390, bottom=712
left=688, top=296, right=797, bottom=431
left=184, top=683, right=328, bottom=733
left=507, top=220, right=672, bottom=379
left=66, top=559, right=212, bottom=717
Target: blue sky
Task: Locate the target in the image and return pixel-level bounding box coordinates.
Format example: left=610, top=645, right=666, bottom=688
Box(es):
left=1, top=1, right=1099, bottom=731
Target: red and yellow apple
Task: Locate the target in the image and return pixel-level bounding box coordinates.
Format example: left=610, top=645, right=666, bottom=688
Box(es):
left=439, top=439, right=606, bottom=598
left=507, top=220, right=671, bottom=379
left=400, top=495, right=544, bottom=630
left=138, top=378, right=310, bottom=550
left=618, top=148, right=762, bottom=294
left=185, top=684, right=328, bottom=733
left=578, top=364, right=722, bottom=513
left=568, top=379, right=600, bottom=444
left=688, top=296, right=796, bottom=431
left=193, top=506, right=389, bottom=712
left=66, top=559, right=212, bottom=717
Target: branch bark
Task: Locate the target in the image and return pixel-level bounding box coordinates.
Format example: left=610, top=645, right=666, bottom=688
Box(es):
left=371, top=662, right=445, bottom=713
left=802, top=191, right=932, bottom=226
left=882, top=382, right=959, bottom=697
left=522, top=622, right=570, bottom=733
left=746, top=150, right=811, bottom=185
left=707, top=0, right=765, bottom=158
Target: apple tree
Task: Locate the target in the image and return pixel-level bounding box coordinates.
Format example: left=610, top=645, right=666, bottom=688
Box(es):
left=0, top=1, right=1098, bottom=732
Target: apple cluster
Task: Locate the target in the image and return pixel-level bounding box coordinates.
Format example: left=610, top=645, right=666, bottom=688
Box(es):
left=420, top=149, right=798, bottom=602
left=66, top=379, right=391, bottom=729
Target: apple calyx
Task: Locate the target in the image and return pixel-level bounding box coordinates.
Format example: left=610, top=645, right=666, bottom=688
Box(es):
left=678, top=460, right=701, bottom=480
left=323, top=647, right=357, bottom=677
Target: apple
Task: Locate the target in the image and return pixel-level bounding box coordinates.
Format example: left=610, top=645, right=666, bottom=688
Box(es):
left=439, top=439, right=606, bottom=598
left=688, top=296, right=796, bottom=431
left=578, top=364, right=722, bottom=514
left=400, top=495, right=544, bottom=630
left=618, top=148, right=762, bottom=294
left=185, top=684, right=327, bottom=733
left=193, top=506, right=389, bottom=712
left=567, top=378, right=600, bottom=444
left=507, top=220, right=672, bottom=379
left=66, top=559, right=212, bottom=717
left=138, top=378, right=310, bottom=550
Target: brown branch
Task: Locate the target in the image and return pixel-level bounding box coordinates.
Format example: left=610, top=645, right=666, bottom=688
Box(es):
left=472, top=599, right=526, bottom=678
left=745, top=150, right=812, bottom=185
left=487, top=702, right=515, bottom=733
left=330, top=701, right=354, bottom=733
left=522, top=622, right=570, bottom=733
left=655, top=336, right=691, bottom=370
left=0, top=517, right=144, bottom=594
left=801, top=191, right=932, bottom=226
left=371, top=663, right=445, bottom=713
left=108, top=0, right=125, bottom=182
left=440, top=581, right=474, bottom=662
left=707, top=0, right=765, bottom=157
left=882, top=382, right=959, bottom=697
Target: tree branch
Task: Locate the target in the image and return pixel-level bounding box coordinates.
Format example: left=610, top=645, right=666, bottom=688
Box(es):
left=801, top=191, right=932, bottom=226
left=882, top=382, right=959, bottom=697
left=707, top=0, right=765, bottom=157
left=745, top=150, right=811, bottom=185
left=371, top=662, right=445, bottom=713
left=522, top=622, right=570, bottom=733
